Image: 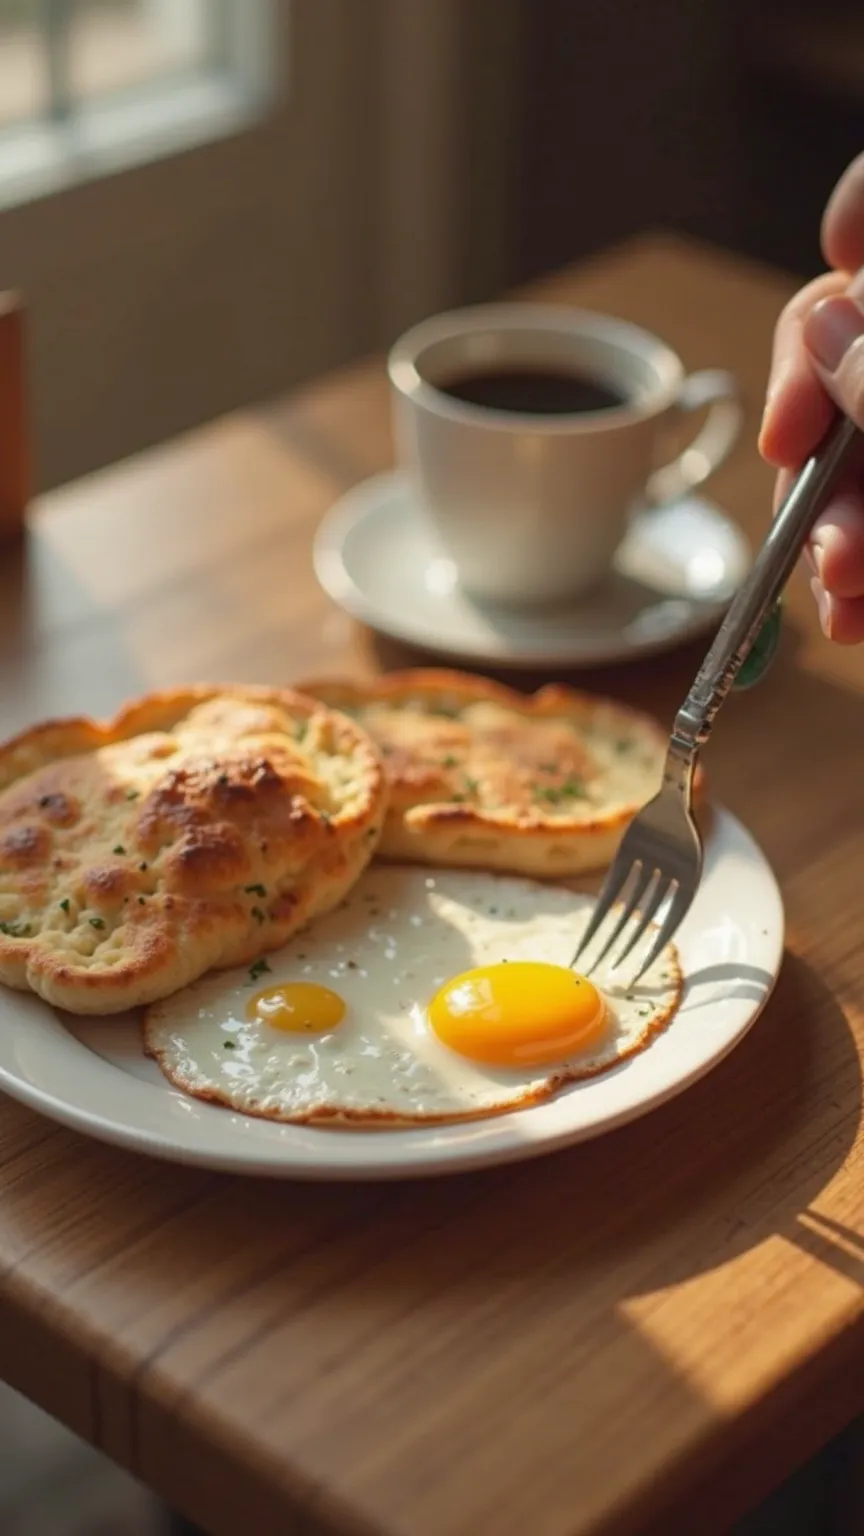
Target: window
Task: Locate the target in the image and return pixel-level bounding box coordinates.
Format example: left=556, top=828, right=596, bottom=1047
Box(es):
left=0, top=2, right=516, bottom=490
left=0, top=0, right=273, bottom=209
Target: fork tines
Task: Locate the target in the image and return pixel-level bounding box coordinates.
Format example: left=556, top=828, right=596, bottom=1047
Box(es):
left=572, top=853, right=690, bottom=986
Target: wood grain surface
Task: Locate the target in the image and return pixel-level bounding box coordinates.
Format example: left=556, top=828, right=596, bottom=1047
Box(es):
left=2, top=236, right=864, bottom=1536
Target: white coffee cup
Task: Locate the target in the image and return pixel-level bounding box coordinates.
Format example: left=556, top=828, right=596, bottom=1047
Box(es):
left=388, top=303, right=742, bottom=606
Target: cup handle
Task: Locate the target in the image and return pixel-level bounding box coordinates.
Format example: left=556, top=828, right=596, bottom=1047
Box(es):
left=646, top=368, right=744, bottom=506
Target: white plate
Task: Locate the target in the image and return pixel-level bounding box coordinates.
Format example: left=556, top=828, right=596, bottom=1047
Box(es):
left=0, top=806, right=782, bottom=1180
left=313, top=470, right=752, bottom=669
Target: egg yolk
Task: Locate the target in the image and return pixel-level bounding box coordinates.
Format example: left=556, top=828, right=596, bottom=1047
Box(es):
left=247, top=982, right=346, bottom=1034
left=428, top=961, right=605, bottom=1067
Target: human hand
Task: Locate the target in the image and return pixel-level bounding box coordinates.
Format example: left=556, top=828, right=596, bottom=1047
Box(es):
left=760, top=152, right=864, bottom=642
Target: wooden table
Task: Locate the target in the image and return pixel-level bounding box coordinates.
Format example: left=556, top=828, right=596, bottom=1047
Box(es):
left=2, top=235, right=864, bottom=1536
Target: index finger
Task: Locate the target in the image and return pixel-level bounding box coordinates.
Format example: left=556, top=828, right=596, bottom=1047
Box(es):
left=759, top=271, right=847, bottom=467
left=823, top=152, right=864, bottom=273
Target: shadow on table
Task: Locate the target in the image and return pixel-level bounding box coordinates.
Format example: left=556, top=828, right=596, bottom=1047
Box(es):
left=362, top=597, right=783, bottom=709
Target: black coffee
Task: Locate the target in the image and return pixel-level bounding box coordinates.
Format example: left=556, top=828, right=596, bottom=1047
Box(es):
left=436, top=366, right=627, bottom=416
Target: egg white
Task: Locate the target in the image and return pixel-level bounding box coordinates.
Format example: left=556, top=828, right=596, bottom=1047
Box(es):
left=144, top=867, right=681, bottom=1125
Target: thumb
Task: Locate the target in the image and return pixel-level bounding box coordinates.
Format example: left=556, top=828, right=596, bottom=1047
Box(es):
left=804, top=279, right=864, bottom=427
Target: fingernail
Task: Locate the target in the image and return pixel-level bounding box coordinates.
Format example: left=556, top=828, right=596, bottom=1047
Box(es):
left=809, top=524, right=831, bottom=580
left=759, top=382, right=784, bottom=458
left=760, top=363, right=787, bottom=427
left=810, top=575, right=833, bottom=638
left=762, top=371, right=779, bottom=413
left=847, top=265, right=864, bottom=302
left=804, top=296, right=864, bottom=373
left=759, top=393, right=776, bottom=445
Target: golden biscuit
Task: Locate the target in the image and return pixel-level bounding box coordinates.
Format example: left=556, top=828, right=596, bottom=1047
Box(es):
left=0, top=686, right=385, bottom=1014
left=300, top=669, right=688, bottom=879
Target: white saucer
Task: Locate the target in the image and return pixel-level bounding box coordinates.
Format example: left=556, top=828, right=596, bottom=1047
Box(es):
left=0, top=807, right=782, bottom=1181
left=313, top=470, right=751, bottom=669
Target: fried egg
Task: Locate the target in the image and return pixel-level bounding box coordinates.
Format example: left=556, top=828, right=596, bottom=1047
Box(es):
left=144, top=867, right=681, bottom=1125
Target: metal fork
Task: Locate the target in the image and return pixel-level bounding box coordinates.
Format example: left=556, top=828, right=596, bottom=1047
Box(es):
left=573, top=412, right=860, bottom=984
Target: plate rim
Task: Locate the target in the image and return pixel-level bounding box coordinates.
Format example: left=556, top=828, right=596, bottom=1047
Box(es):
left=0, top=806, right=784, bottom=1181
left=313, top=469, right=751, bottom=669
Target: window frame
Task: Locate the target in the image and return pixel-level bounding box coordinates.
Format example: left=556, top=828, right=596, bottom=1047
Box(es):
left=0, top=0, right=521, bottom=490
left=0, top=0, right=276, bottom=213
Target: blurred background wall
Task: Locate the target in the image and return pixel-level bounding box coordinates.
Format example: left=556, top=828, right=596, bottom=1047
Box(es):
left=0, top=0, right=861, bottom=485
left=516, top=0, right=864, bottom=282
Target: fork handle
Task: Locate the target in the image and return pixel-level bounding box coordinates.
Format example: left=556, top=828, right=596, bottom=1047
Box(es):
left=672, top=413, right=859, bottom=753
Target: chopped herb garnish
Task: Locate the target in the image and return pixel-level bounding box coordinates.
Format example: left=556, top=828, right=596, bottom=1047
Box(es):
left=60, top=898, right=70, bottom=914
left=534, top=777, right=588, bottom=806
left=319, top=809, right=332, bottom=824
left=244, top=883, right=267, bottom=897
left=223, top=1040, right=236, bottom=1049
left=615, top=740, right=632, bottom=754
left=0, top=920, right=30, bottom=937
left=89, top=917, right=105, bottom=930
left=295, top=721, right=308, bottom=743
left=113, top=845, right=126, bottom=856
left=139, top=862, right=148, bottom=872
left=441, top=754, right=458, bottom=769
left=138, top=896, right=146, bottom=905
left=251, top=906, right=267, bottom=923
left=450, top=793, right=466, bottom=803
left=126, top=790, right=139, bottom=801
left=534, top=786, right=561, bottom=805
left=464, top=777, right=480, bottom=796
left=248, top=957, right=271, bottom=983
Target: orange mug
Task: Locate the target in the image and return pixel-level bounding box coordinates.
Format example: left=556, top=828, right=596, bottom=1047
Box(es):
left=0, top=291, right=31, bottom=540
